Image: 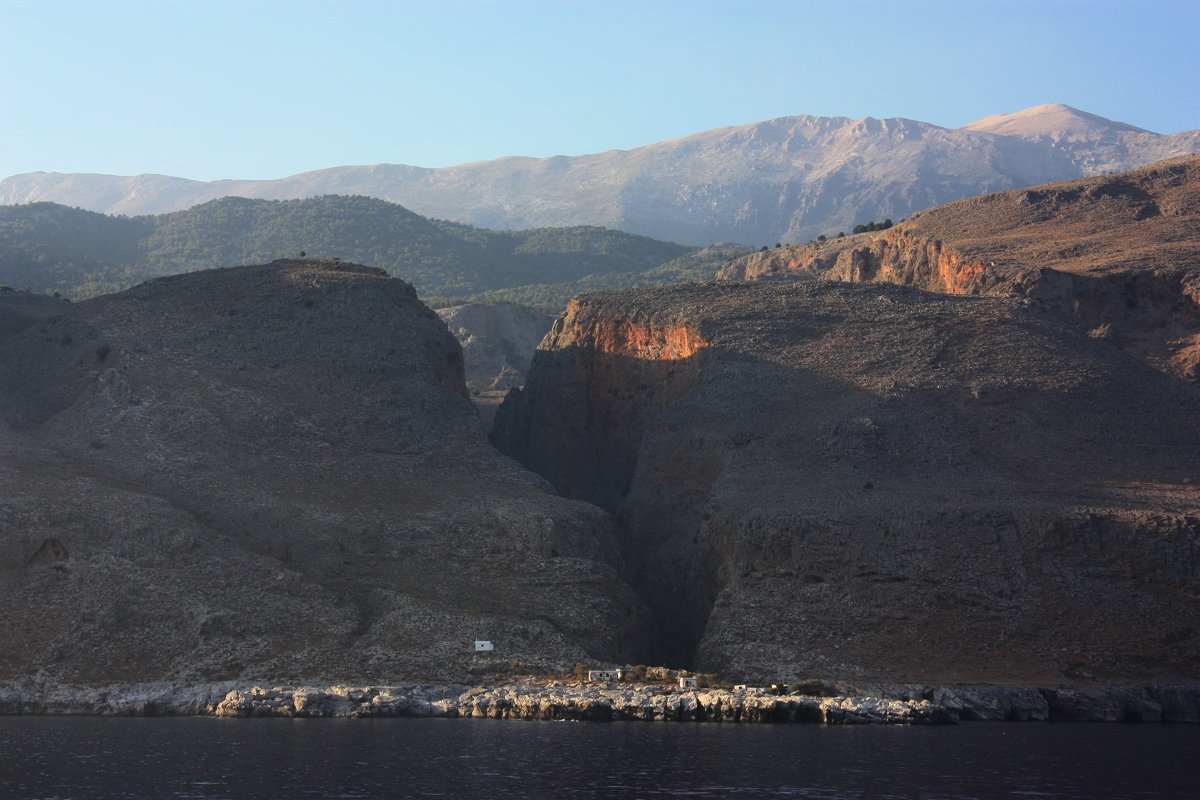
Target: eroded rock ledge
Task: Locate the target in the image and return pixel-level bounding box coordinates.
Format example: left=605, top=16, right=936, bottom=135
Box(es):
left=2, top=680, right=1197, bottom=724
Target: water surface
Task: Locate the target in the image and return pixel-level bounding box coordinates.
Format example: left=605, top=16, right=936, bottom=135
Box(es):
left=2, top=716, right=1197, bottom=799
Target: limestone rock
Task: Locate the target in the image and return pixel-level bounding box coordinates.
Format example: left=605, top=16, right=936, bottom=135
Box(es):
left=493, top=279, right=1200, bottom=686
left=0, top=259, right=649, bottom=685
left=436, top=303, right=555, bottom=392
left=436, top=302, right=556, bottom=432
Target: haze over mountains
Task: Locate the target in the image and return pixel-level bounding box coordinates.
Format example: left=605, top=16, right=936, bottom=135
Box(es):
left=4, top=104, right=1197, bottom=245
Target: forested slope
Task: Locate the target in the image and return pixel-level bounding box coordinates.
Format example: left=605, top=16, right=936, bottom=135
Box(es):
left=0, top=195, right=696, bottom=301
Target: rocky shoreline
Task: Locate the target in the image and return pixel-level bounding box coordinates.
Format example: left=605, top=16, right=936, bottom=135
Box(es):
left=2, top=679, right=1197, bottom=724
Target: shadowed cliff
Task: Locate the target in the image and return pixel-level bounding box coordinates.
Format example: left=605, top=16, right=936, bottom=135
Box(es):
left=493, top=280, right=1200, bottom=683
left=0, top=259, right=652, bottom=684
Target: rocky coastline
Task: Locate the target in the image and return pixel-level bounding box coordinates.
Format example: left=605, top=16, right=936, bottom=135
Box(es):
left=2, top=679, right=1197, bottom=724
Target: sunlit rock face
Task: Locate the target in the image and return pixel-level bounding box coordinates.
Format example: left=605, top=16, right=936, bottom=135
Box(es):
left=0, top=259, right=651, bottom=685
left=494, top=279, right=1200, bottom=684
left=719, top=155, right=1200, bottom=380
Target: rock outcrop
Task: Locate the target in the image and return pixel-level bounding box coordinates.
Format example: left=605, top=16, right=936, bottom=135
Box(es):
left=0, top=259, right=650, bottom=686
left=493, top=280, right=1200, bottom=685
left=6, top=676, right=1196, bottom=722
left=718, top=154, right=1200, bottom=379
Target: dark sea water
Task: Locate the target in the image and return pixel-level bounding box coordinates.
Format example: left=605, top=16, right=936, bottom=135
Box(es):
left=1, top=716, right=1197, bottom=800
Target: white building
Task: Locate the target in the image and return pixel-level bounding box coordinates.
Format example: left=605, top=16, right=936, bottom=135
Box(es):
left=588, top=669, right=620, bottom=682
left=678, top=676, right=698, bottom=688
left=474, top=640, right=494, bottom=651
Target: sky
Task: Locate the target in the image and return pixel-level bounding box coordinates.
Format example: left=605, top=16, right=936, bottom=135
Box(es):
left=1, top=0, right=1197, bottom=182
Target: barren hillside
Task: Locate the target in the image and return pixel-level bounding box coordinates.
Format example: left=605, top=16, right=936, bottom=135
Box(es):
left=494, top=281, right=1200, bottom=684
left=720, top=154, right=1200, bottom=378
left=0, top=260, right=649, bottom=684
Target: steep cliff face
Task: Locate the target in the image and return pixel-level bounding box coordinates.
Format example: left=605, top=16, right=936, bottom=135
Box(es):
left=0, top=260, right=650, bottom=685
left=719, top=155, right=1200, bottom=379
left=436, top=301, right=557, bottom=432
left=493, top=281, right=1200, bottom=683
left=493, top=301, right=708, bottom=515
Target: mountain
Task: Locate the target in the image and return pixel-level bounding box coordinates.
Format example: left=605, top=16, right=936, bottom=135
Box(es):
left=492, top=280, right=1200, bottom=685
left=959, top=103, right=1195, bottom=174
left=718, top=154, right=1200, bottom=380
left=0, top=259, right=649, bottom=684
left=3, top=104, right=1197, bottom=244
left=0, top=195, right=693, bottom=301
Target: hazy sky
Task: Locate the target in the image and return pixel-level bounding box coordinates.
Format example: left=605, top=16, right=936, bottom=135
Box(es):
left=2, top=0, right=1197, bottom=181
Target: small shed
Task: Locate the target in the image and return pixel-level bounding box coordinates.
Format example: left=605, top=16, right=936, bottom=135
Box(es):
left=588, top=669, right=620, bottom=682
left=474, top=640, right=494, bottom=651
left=678, top=676, right=698, bottom=688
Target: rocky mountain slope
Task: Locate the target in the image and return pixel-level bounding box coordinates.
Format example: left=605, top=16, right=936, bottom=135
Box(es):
left=4, top=105, right=1196, bottom=245
left=718, top=154, right=1200, bottom=379
left=437, top=303, right=555, bottom=393
left=436, top=302, right=556, bottom=432
left=0, top=259, right=650, bottom=685
left=492, top=281, right=1200, bottom=685
left=960, top=103, right=1195, bottom=174
left=0, top=287, right=70, bottom=343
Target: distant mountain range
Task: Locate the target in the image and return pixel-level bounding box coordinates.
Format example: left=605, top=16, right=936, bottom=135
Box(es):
left=3, top=104, right=1197, bottom=244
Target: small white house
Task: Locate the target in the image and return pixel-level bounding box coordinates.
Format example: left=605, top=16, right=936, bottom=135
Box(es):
left=588, top=669, right=620, bottom=682
left=474, top=640, right=494, bottom=651
left=678, top=676, right=698, bottom=688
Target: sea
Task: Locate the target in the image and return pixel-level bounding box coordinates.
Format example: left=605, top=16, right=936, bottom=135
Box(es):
left=1, top=716, right=1197, bottom=799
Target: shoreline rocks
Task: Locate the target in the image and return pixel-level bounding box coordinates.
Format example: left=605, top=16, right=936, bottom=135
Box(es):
left=3, top=679, right=1197, bottom=724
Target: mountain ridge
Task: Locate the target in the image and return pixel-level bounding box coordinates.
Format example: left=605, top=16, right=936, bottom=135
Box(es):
left=0, top=195, right=695, bottom=300
left=5, top=105, right=1197, bottom=244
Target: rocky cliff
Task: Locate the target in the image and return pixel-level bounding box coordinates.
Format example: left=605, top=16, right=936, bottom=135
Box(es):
left=435, top=301, right=556, bottom=432
left=493, top=280, right=1200, bottom=685
left=436, top=302, right=555, bottom=392
left=718, top=154, right=1200, bottom=379
left=0, top=259, right=650, bottom=685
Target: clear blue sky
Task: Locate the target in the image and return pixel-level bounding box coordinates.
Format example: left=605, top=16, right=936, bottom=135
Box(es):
left=2, top=0, right=1197, bottom=181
